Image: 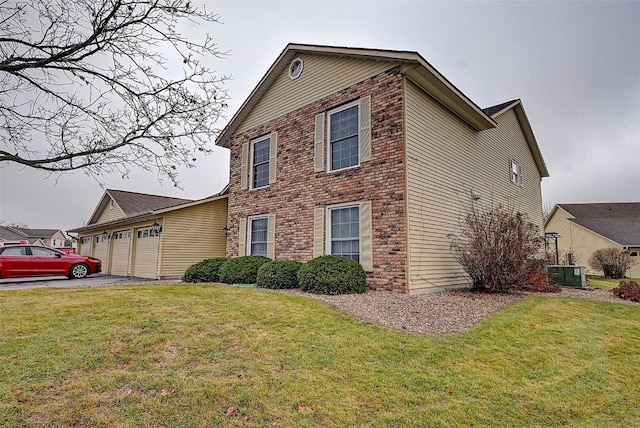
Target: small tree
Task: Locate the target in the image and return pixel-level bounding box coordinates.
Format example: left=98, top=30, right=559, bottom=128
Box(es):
left=588, top=248, right=633, bottom=279
left=449, top=203, right=547, bottom=292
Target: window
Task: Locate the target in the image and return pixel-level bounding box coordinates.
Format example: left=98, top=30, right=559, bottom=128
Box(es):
left=511, top=159, right=521, bottom=185
left=31, top=247, right=58, bottom=256
left=248, top=216, right=269, bottom=256
left=314, top=202, right=372, bottom=271
left=327, top=204, right=360, bottom=262
left=251, top=135, right=271, bottom=189
left=241, top=132, right=277, bottom=190
left=1, top=246, right=27, bottom=256
left=328, top=101, right=359, bottom=171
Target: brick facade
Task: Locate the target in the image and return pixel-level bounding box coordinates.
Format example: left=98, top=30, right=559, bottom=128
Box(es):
left=226, top=67, right=409, bottom=293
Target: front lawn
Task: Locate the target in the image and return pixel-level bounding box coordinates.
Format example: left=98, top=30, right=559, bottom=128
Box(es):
left=1, top=285, right=639, bottom=427
left=588, top=275, right=640, bottom=290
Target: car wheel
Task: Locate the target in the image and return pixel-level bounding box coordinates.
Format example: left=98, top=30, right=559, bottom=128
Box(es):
left=69, top=263, right=89, bottom=279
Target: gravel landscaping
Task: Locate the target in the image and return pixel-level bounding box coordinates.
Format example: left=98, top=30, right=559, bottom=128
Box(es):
left=276, top=287, right=639, bottom=335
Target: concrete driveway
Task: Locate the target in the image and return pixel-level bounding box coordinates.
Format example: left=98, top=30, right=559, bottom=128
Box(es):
left=0, top=274, right=169, bottom=291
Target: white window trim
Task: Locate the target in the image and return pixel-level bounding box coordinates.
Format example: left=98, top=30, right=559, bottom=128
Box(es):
left=250, top=134, right=271, bottom=190
left=511, top=159, right=522, bottom=186
left=288, top=57, right=304, bottom=80
left=327, top=100, right=360, bottom=173
left=325, top=201, right=360, bottom=259
left=247, top=214, right=269, bottom=256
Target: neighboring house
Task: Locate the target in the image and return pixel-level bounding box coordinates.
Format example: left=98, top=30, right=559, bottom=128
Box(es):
left=216, top=43, right=549, bottom=294
left=545, top=203, right=640, bottom=278
left=68, top=189, right=228, bottom=279
left=0, top=226, right=69, bottom=247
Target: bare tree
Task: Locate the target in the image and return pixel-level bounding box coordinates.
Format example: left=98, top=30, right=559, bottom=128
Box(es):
left=0, top=0, right=229, bottom=184
left=542, top=202, right=555, bottom=223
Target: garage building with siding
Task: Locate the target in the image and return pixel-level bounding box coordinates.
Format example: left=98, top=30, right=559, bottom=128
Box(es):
left=69, top=189, right=228, bottom=280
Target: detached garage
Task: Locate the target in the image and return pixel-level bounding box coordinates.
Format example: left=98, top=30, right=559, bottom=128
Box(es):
left=69, top=189, right=228, bottom=280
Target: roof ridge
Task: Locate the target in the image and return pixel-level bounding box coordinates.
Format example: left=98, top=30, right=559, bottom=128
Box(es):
left=107, top=189, right=193, bottom=201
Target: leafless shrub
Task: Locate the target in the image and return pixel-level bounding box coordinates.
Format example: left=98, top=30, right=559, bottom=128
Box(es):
left=588, top=248, right=634, bottom=279
left=450, top=203, right=549, bottom=292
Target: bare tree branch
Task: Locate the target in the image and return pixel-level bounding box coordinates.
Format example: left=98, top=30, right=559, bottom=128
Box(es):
left=0, top=0, right=229, bottom=185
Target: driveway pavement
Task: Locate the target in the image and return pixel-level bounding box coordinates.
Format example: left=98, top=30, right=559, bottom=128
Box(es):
left=0, top=274, right=168, bottom=291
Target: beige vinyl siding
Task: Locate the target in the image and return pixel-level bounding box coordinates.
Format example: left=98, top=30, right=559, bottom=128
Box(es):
left=158, top=198, right=228, bottom=279
left=95, top=201, right=126, bottom=224
left=545, top=207, right=622, bottom=274
left=50, top=231, right=67, bottom=247
left=405, top=81, right=544, bottom=293
left=629, top=250, right=640, bottom=278
left=478, top=111, right=544, bottom=227
left=237, top=54, right=397, bottom=134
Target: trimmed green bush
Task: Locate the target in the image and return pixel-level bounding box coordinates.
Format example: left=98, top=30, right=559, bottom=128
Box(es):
left=182, top=257, right=228, bottom=283
left=297, top=255, right=367, bottom=295
left=257, top=260, right=302, bottom=289
left=218, top=255, right=271, bottom=284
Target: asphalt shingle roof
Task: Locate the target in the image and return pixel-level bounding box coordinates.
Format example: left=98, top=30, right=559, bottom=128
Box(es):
left=107, top=190, right=193, bottom=217
left=482, top=100, right=519, bottom=117
left=559, top=203, right=640, bottom=246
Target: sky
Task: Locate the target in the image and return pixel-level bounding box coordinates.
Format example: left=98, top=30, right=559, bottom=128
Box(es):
left=1, top=0, right=639, bottom=231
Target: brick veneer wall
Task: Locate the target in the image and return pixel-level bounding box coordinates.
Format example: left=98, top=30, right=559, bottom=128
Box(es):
left=226, top=66, right=408, bottom=293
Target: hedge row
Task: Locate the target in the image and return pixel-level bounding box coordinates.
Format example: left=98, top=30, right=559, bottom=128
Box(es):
left=182, top=255, right=367, bottom=295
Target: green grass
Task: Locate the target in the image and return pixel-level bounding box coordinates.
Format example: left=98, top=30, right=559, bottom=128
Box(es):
left=588, top=275, right=640, bottom=290
left=1, top=284, right=639, bottom=427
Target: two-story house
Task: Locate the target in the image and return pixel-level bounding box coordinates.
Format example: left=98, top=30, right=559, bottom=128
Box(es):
left=216, top=44, right=549, bottom=294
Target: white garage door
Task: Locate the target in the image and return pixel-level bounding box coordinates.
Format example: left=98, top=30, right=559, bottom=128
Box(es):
left=110, top=230, right=131, bottom=276
left=133, top=227, right=159, bottom=278
left=93, top=235, right=109, bottom=268
left=78, top=236, right=93, bottom=256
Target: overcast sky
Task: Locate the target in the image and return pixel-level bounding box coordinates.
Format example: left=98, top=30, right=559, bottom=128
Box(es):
left=1, top=0, right=639, bottom=231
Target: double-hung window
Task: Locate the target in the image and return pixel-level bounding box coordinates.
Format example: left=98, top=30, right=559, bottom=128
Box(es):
left=251, top=135, right=271, bottom=189
left=511, top=159, right=521, bottom=186
left=248, top=216, right=269, bottom=256
left=327, top=204, right=360, bottom=262
left=328, top=101, right=359, bottom=171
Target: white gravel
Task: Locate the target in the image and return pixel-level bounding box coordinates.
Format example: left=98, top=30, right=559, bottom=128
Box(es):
left=276, top=287, right=639, bottom=335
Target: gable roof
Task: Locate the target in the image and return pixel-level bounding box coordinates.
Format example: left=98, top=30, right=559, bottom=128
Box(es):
left=216, top=43, right=497, bottom=148
left=0, top=226, right=29, bottom=241
left=0, top=226, right=63, bottom=240
left=483, top=99, right=549, bottom=178
left=69, top=188, right=228, bottom=233
left=556, top=203, right=640, bottom=247
left=86, top=189, right=193, bottom=226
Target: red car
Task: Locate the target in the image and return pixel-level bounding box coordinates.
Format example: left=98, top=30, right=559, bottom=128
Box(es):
left=0, top=245, right=101, bottom=279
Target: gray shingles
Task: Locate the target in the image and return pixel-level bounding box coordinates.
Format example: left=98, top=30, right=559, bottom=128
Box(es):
left=559, top=203, right=640, bottom=246
left=107, top=190, right=193, bottom=217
